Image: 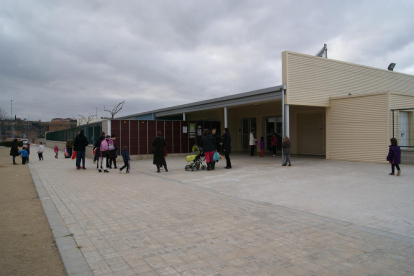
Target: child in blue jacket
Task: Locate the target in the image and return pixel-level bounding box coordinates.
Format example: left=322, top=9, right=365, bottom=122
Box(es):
left=119, top=146, right=130, bottom=173
left=18, top=147, right=29, bottom=164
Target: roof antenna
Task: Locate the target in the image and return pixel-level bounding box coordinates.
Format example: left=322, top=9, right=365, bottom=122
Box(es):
left=315, top=44, right=328, bottom=58
left=388, top=63, right=396, bottom=71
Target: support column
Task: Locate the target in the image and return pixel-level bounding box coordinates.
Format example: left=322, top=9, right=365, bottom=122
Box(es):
left=285, top=104, right=290, bottom=138
left=183, top=113, right=186, bottom=121
left=224, top=107, right=228, bottom=128
left=282, top=90, right=285, bottom=164
left=107, top=120, right=111, bottom=136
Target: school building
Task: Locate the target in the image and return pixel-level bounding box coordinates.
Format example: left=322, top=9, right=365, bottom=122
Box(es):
left=47, top=51, right=414, bottom=163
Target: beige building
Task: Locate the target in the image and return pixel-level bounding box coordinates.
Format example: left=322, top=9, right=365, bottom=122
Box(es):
left=104, top=51, right=414, bottom=163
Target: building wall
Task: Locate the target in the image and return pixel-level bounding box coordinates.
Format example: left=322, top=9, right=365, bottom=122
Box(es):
left=390, top=93, right=414, bottom=147
left=282, top=51, right=414, bottom=107
left=328, top=93, right=389, bottom=163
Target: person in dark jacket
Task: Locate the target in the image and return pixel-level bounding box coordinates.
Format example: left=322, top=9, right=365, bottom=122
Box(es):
left=200, top=129, right=217, bottom=171
left=10, top=138, right=19, bottom=165
left=282, top=136, right=291, bottom=166
left=387, top=137, right=401, bottom=176
left=74, top=130, right=89, bottom=170
left=94, top=132, right=108, bottom=173
left=119, top=146, right=130, bottom=173
left=220, top=128, right=232, bottom=169
left=152, top=131, right=167, bottom=173
left=211, top=128, right=221, bottom=170
left=66, top=138, right=74, bottom=158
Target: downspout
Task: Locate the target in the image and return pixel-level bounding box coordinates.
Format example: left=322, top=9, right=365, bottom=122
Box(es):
left=282, top=88, right=285, bottom=165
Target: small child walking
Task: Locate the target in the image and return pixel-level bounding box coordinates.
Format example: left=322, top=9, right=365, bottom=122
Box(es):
left=18, top=147, right=29, bottom=164
left=119, top=146, right=130, bottom=173
left=26, top=143, right=30, bottom=163
left=259, top=137, right=265, bottom=157
left=54, top=145, right=59, bottom=158
left=387, top=138, right=401, bottom=176
left=37, top=142, right=44, bottom=161
left=282, top=136, right=291, bottom=166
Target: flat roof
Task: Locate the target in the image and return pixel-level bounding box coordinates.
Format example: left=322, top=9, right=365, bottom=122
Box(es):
left=120, top=85, right=286, bottom=119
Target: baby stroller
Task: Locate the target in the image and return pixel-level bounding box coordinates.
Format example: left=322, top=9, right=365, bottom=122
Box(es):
left=185, top=145, right=207, bottom=171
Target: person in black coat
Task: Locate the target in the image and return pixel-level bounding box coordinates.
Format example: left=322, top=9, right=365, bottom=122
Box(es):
left=200, top=129, right=217, bottom=171
left=152, top=131, right=167, bottom=173
left=220, top=128, right=232, bottom=169
left=10, top=138, right=19, bottom=165
left=74, top=129, right=89, bottom=169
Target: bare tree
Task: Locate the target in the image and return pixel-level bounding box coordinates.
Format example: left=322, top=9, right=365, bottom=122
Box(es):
left=104, top=100, right=125, bottom=119
left=0, top=108, right=9, bottom=121
left=78, top=114, right=96, bottom=127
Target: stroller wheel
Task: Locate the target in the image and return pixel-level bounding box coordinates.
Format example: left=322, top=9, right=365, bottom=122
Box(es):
left=201, top=165, right=207, bottom=170
left=192, top=166, right=197, bottom=172
left=185, top=165, right=190, bottom=171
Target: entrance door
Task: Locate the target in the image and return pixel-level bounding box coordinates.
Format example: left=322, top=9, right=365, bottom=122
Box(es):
left=241, top=118, right=256, bottom=151
left=399, top=111, right=409, bottom=147
left=298, top=112, right=325, bottom=155
left=265, top=116, right=282, bottom=151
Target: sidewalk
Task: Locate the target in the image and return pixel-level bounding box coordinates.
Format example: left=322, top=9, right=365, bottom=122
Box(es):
left=30, top=147, right=414, bottom=275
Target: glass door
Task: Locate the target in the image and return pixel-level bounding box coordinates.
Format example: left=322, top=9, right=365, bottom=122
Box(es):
left=265, top=116, right=282, bottom=151
left=241, top=118, right=256, bottom=151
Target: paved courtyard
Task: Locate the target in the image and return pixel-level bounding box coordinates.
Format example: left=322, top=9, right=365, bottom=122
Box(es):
left=29, top=147, right=414, bottom=276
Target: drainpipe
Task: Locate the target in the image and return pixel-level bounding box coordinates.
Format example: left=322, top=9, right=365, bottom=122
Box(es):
left=107, top=120, right=111, bottom=136
left=224, top=107, right=228, bottom=128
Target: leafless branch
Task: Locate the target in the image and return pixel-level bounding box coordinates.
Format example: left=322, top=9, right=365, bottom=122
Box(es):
left=78, top=113, right=95, bottom=127
left=104, top=100, right=125, bottom=119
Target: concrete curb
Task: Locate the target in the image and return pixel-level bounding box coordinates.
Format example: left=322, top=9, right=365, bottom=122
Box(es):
left=28, top=164, right=93, bottom=276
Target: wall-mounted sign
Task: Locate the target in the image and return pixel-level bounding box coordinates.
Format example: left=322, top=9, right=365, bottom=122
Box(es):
left=189, top=133, right=195, bottom=138
left=189, top=123, right=195, bottom=132
left=197, top=129, right=202, bottom=136
left=183, top=126, right=187, bottom=133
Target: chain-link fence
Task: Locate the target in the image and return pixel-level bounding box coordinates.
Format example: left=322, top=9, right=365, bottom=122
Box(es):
left=46, top=123, right=102, bottom=145
left=392, top=108, right=414, bottom=148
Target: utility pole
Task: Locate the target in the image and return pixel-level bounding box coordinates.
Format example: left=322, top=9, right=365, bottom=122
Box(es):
left=11, top=100, right=13, bottom=138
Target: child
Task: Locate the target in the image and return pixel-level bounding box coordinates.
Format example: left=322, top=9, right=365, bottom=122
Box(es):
left=26, top=143, right=30, bottom=163
left=387, top=138, right=401, bottom=176
left=282, top=136, right=291, bottom=166
left=37, top=142, right=44, bottom=161
left=54, top=145, right=59, bottom=158
left=119, top=146, right=130, bottom=173
left=259, top=137, right=264, bottom=157
left=18, top=147, right=29, bottom=164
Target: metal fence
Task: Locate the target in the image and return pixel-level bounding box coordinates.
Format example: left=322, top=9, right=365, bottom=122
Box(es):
left=46, top=123, right=102, bottom=145
left=392, top=108, right=414, bottom=148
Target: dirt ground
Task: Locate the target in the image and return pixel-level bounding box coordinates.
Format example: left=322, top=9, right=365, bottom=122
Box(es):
left=0, top=148, right=66, bottom=276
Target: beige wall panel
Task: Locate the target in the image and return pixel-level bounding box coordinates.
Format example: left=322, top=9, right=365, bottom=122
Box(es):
left=283, top=52, right=414, bottom=106
left=329, top=94, right=388, bottom=163
left=390, top=93, right=414, bottom=109
left=297, top=112, right=325, bottom=155
left=288, top=106, right=325, bottom=154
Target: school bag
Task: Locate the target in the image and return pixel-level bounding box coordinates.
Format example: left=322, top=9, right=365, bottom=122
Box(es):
left=100, top=139, right=109, bottom=152
left=108, top=139, right=115, bottom=151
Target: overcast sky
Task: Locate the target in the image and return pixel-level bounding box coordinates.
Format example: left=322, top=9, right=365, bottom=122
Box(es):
left=1, top=0, right=413, bottom=121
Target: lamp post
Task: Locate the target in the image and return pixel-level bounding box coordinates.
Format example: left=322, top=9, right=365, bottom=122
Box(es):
left=11, top=100, right=13, bottom=139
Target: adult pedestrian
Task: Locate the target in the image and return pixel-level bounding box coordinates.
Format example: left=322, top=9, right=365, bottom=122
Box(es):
left=220, top=128, right=232, bottom=169
left=10, top=138, right=19, bottom=165
left=94, top=132, right=109, bottom=173
left=211, top=128, right=221, bottom=170
left=74, top=130, right=89, bottom=170
left=152, top=131, right=168, bottom=173
left=200, top=129, right=217, bottom=171
left=271, top=133, right=277, bottom=156
left=249, top=130, right=257, bottom=156
left=66, top=137, right=74, bottom=158
left=282, top=137, right=291, bottom=166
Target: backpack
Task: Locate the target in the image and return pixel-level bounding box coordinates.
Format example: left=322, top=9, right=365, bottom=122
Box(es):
left=108, top=139, right=115, bottom=151
left=100, top=139, right=109, bottom=152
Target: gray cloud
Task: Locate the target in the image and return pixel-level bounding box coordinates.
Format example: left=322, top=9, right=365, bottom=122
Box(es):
left=1, top=0, right=413, bottom=121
